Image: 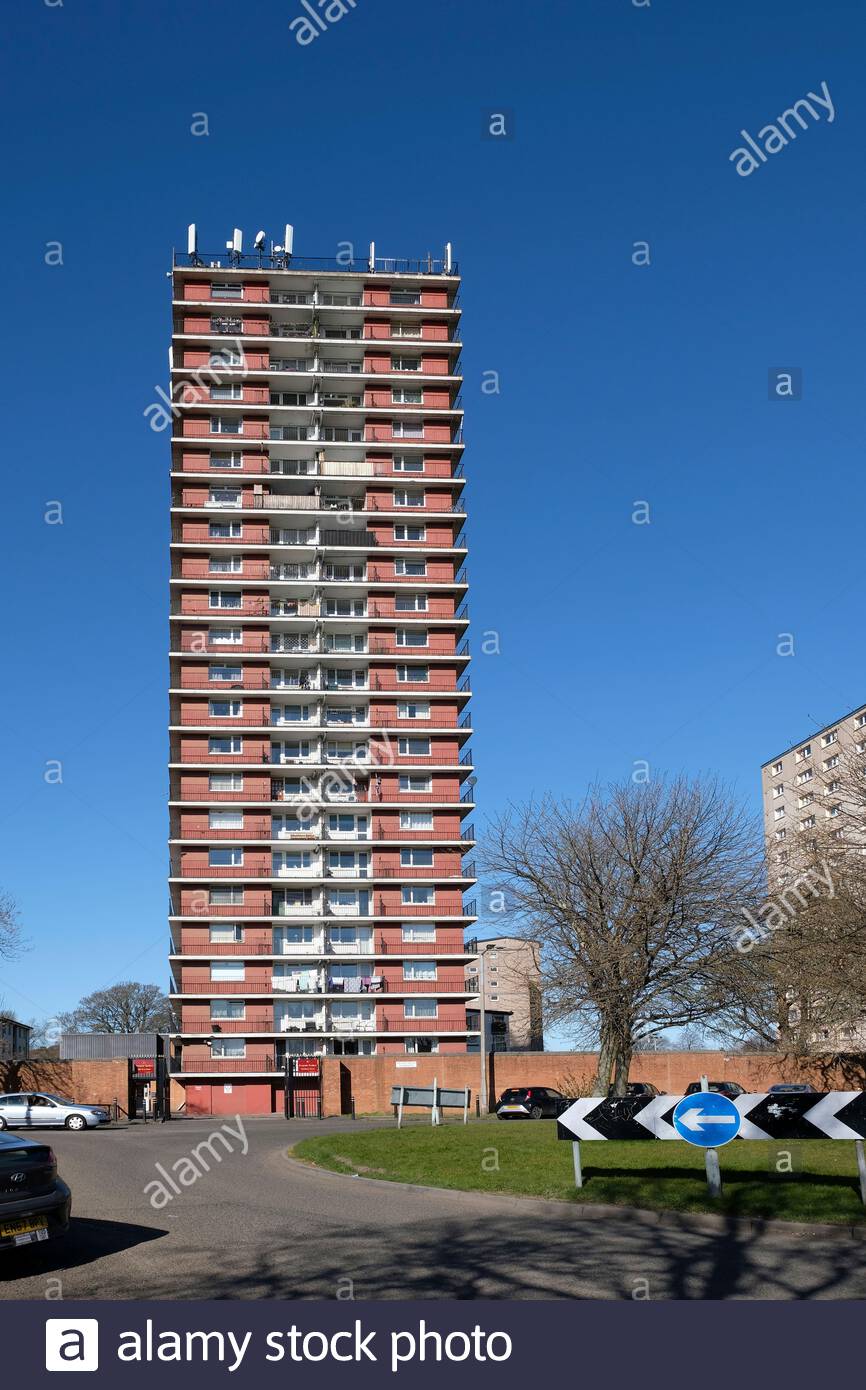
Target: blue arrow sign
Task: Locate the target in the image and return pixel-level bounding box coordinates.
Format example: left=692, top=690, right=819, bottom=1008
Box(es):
left=672, top=1092, right=741, bottom=1147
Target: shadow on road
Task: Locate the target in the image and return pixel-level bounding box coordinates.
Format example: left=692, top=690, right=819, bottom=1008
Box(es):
left=0, top=1218, right=168, bottom=1285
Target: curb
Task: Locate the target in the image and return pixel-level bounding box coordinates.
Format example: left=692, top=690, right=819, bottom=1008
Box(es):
left=285, top=1149, right=866, bottom=1243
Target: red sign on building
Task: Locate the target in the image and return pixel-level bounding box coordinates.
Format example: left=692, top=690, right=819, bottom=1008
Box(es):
left=293, top=1057, right=320, bottom=1077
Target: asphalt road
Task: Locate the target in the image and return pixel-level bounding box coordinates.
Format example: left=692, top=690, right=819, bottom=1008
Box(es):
left=1, top=1117, right=865, bottom=1299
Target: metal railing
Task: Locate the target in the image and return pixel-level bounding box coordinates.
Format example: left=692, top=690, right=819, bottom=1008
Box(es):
left=174, top=251, right=458, bottom=276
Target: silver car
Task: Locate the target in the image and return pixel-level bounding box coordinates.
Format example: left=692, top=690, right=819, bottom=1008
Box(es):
left=0, top=1093, right=109, bottom=1131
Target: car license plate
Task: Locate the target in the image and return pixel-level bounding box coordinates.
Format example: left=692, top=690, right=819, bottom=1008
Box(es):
left=500, top=1105, right=525, bottom=1113
left=0, top=1218, right=49, bottom=1242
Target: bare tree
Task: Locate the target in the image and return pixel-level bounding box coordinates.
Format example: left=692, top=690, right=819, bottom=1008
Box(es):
left=0, top=892, right=25, bottom=962
left=58, top=982, right=172, bottom=1035
left=482, top=777, right=765, bottom=1094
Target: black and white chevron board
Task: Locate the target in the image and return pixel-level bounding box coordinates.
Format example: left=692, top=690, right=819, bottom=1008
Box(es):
left=556, top=1091, right=866, bottom=1142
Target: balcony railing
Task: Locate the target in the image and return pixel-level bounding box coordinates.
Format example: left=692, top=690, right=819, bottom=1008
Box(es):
left=173, top=1057, right=277, bottom=1073
left=173, top=250, right=458, bottom=275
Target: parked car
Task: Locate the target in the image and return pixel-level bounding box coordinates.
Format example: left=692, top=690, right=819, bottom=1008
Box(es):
left=0, top=1130, right=71, bottom=1251
left=767, top=1084, right=817, bottom=1094
left=0, top=1093, right=110, bottom=1131
left=684, top=1081, right=745, bottom=1100
left=607, top=1082, right=664, bottom=1099
left=495, top=1087, right=571, bottom=1120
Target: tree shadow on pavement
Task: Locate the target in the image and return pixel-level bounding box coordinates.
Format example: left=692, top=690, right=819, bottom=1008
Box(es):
left=0, top=1218, right=168, bottom=1286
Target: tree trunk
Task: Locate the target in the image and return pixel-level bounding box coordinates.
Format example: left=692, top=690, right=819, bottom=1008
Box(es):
left=592, top=1025, right=616, bottom=1096
left=611, top=1038, right=632, bottom=1097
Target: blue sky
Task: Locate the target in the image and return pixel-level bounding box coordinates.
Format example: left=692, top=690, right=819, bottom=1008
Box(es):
left=2, top=0, right=865, bottom=1028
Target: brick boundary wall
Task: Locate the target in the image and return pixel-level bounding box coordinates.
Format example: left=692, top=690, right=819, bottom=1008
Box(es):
left=323, top=1049, right=866, bottom=1117
left=0, top=1059, right=130, bottom=1110
left=4, top=1053, right=864, bottom=1119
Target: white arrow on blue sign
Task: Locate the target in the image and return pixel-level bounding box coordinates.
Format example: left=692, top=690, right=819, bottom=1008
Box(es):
left=672, top=1092, right=741, bottom=1147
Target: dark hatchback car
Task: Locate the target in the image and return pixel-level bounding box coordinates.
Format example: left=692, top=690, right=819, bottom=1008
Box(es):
left=607, top=1082, right=663, bottom=1099
left=684, top=1081, right=745, bottom=1100
left=768, top=1084, right=817, bottom=1094
left=0, top=1130, right=71, bottom=1251
left=495, top=1087, right=571, bottom=1120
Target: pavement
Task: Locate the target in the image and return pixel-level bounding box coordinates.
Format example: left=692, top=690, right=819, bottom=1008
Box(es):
left=2, top=1116, right=866, bottom=1299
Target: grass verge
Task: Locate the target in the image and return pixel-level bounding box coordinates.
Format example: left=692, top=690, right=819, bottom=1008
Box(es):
left=294, top=1120, right=866, bottom=1224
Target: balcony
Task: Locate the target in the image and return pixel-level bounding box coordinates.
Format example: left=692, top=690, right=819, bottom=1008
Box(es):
left=173, top=1057, right=278, bottom=1073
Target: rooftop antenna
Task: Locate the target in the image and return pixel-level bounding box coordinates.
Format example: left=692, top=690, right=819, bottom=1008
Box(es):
left=444, top=241, right=453, bottom=274
left=272, top=224, right=293, bottom=270
left=368, top=240, right=376, bottom=272
left=227, top=228, right=242, bottom=267
left=187, top=222, right=201, bottom=267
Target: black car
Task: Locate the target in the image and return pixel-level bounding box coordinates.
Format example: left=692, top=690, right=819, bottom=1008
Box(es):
left=684, top=1081, right=744, bottom=1099
left=607, top=1082, right=663, bottom=1099
left=0, top=1130, right=71, bottom=1251
left=495, top=1087, right=571, bottom=1120
left=767, top=1084, right=817, bottom=1094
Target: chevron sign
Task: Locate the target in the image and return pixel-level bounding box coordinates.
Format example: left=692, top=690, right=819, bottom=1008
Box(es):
left=556, top=1092, right=866, bottom=1142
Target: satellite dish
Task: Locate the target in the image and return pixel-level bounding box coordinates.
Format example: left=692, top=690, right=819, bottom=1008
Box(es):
left=254, top=230, right=266, bottom=249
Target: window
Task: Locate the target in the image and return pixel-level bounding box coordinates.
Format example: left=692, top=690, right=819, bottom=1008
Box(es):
left=400, top=811, right=433, bottom=829
left=402, top=923, right=436, bottom=943
left=209, top=773, right=243, bottom=791
left=399, top=774, right=432, bottom=792
left=772, top=784, right=784, bottom=798
left=328, top=850, right=368, bottom=872
left=821, top=730, right=838, bottom=747
left=394, top=525, right=426, bottom=542
left=396, top=665, right=429, bottom=683
left=402, top=885, right=434, bottom=905
left=209, top=522, right=241, bottom=539
left=211, top=282, right=243, bottom=300
left=390, top=291, right=422, bottom=306
left=398, top=737, right=431, bottom=757
left=405, top=998, right=438, bottom=1018
left=795, top=744, right=812, bottom=761
left=277, top=851, right=313, bottom=871
left=396, top=628, right=428, bottom=648
left=391, top=321, right=422, bottom=338
left=208, top=664, right=242, bottom=681
left=397, top=701, right=430, bottom=719
left=274, top=705, right=311, bottom=723
left=392, top=422, right=424, bottom=439
left=211, top=960, right=245, bottom=980
left=209, top=848, right=243, bottom=866
left=827, top=804, right=841, bottom=818
left=209, top=627, right=242, bottom=644
left=208, top=555, right=242, bottom=573
left=392, top=357, right=420, bottom=372
left=394, top=558, right=427, bottom=576
left=209, top=590, right=242, bottom=610
left=393, top=488, right=425, bottom=507
left=799, top=815, right=816, bottom=830
left=210, top=418, right=242, bottom=436
left=771, top=761, right=783, bottom=775
left=392, top=389, right=423, bottom=405
left=403, top=960, right=436, bottom=981
left=210, top=346, right=243, bottom=365
left=209, top=810, right=243, bottom=829
left=208, top=736, right=242, bottom=754
left=796, top=769, right=813, bottom=785
left=211, top=1038, right=245, bottom=1058
left=211, top=385, right=242, bottom=400
left=401, top=848, right=433, bottom=867
left=211, top=1000, right=245, bottom=1019
left=797, top=793, right=813, bottom=809
left=826, top=779, right=841, bottom=794
left=209, top=923, right=243, bottom=943
left=774, top=829, right=786, bottom=841
left=209, top=486, right=242, bottom=506
left=209, top=699, right=241, bottom=718
left=856, top=713, right=866, bottom=728
left=392, top=454, right=424, bottom=473
left=773, top=806, right=785, bottom=820
left=209, top=452, right=243, bottom=470
left=395, top=595, right=428, bottom=614
left=823, top=754, right=839, bottom=769
left=207, top=884, right=240, bottom=906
